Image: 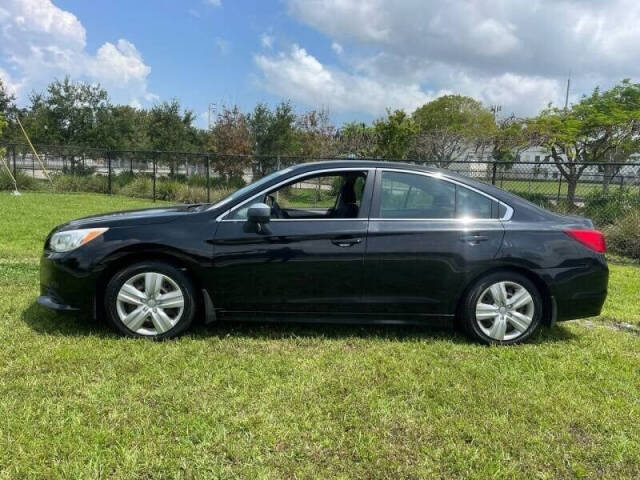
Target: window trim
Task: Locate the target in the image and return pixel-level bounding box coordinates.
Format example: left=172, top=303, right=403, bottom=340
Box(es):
left=216, top=167, right=375, bottom=222
left=370, top=168, right=513, bottom=222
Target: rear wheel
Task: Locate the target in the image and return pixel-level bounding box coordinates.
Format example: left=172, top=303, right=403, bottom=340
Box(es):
left=460, top=272, right=543, bottom=345
left=104, top=261, right=196, bottom=339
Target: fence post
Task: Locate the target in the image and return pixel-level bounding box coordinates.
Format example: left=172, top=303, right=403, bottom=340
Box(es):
left=107, top=151, right=113, bottom=195
left=206, top=154, right=211, bottom=203
left=491, top=161, right=497, bottom=185
left=556, top=175, right=562, bottom=203
left=152, top=153, right=157, bottom=203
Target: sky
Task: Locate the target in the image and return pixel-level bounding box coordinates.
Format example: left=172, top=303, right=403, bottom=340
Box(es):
left=1, top=0, right=640, bottom=127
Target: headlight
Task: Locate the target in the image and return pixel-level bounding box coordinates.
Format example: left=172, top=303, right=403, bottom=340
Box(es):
left=49, top=228, right=108, bottom=253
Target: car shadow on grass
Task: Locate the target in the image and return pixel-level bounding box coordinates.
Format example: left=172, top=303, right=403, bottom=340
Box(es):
left=22, top=301, right=576, bottom=345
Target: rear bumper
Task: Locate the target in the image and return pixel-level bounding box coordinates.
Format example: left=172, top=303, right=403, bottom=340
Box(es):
left=536, top=258, right=608, bottom=322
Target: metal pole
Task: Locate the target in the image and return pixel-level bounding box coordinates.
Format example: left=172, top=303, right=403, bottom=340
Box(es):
left=107, top=151, right=112, bottom=195
left=491, top=161, right=497, bottom=185
left=206, top=154, right=211, bottom=203
left=557, top=175, right=562, bottom=203
left=152, top=153, right=157, bottom=203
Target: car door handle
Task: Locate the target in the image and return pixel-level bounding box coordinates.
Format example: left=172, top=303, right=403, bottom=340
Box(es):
left=459, top=234, right=489, bottom=244
left=331, top=238, right=362, bottom=247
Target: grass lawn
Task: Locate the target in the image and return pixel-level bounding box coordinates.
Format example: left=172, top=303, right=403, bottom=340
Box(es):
left=1, top=192, right=639, bottom=479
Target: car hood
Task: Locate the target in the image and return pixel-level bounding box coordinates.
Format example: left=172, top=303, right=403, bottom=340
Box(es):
left=58, top=204, right=205, bottom=230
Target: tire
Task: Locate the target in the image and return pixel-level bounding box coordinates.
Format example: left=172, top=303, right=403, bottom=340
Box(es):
left=104, top=261, right=196, bottom=339
left=460, top=271, right=543, bottom=345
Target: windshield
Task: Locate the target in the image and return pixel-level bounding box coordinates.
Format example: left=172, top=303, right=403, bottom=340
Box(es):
left=207, top=167, right=294, bottom=211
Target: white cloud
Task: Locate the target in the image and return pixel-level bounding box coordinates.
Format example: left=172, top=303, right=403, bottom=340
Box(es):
left=269, top=0, right=640, bottom=117
left=255, top=45, right=436, bottom=115
left=0, top=67, right=20, bottom=97
left=0, top=0, right=155, bottom=106
left=331, top=42, right=343, bottom=55
left=215, top=37, right=230, bottom=55
left=204, top=0, right=222, bottom=6
left=261, top=33, right=274, bottom=49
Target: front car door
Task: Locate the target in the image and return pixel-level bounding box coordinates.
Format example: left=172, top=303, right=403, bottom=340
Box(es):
left=363, top=168, right=506, bottom=321
left=212, top=168, right=374, bottom=316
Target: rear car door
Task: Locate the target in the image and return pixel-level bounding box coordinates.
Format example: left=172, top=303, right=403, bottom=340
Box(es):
left=212, top=168, right=374, bottom=315
left=363, top=169, right=506, bottom=319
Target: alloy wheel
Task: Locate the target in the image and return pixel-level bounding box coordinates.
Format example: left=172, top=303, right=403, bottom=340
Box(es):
left=475, top=281, right=535, bottom=341
left=115, top=272, right=185, bottom=336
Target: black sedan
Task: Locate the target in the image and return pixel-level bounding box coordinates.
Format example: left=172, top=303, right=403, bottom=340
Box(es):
left=37, top=161, right=608, bottom=344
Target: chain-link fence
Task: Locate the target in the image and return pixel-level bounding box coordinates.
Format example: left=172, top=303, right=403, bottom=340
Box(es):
left=2, top=143, right=639, bottom=227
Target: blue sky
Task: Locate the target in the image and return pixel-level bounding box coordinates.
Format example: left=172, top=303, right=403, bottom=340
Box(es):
left=1, top=0, right=639, bottom=128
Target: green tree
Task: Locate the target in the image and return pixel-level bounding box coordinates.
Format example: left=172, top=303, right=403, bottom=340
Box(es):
left=248, top=101, right=299, bottom=177
left=336, top=122, right=376, bottom=157
left=530, top=80, right=640, bottom=205
left=97, top=105, right=149, bottom=151
left=25, top=77, right=110, bottom=146
left=373, top=109, right=417, bottom=160
left=0, top=79, right=19, bottom=143
left=411, top=95, right=495, bottom=167
left=147, top=99, right=200, bottom=174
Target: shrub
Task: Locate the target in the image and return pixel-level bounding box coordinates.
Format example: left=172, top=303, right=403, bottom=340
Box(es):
left=155, top=179, right=180, bottom=201
left=584, top=189, right=640, bottom=226
left=605, top=210, right=640, bottom=259
left=0, top=169, right=40, bottom=191
left=119, top=177, right=153, bottom=199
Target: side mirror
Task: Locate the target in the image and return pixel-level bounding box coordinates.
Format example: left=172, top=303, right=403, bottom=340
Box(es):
left=247, top=202, right=271, bottom=224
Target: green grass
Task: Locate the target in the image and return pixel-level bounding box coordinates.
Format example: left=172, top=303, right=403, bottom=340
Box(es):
left=1, top=192, right=640, bottom=479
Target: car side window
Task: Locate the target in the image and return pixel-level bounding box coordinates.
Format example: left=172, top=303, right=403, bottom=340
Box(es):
left=227, top=171, right=368, bottom=220
left=377, top=171, right=494, bottom=219
left=379, top=171, right=455, bottom=219
left=456, top=186, right=493, bottom=219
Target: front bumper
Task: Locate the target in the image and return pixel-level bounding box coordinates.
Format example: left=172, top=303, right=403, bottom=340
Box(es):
left=36, top=294, right=79, bottom=312
left=38, top=250, right=98, bottom=316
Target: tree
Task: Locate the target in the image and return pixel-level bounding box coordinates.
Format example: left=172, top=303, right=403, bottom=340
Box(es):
left=147, top=99, right=200, bottom=174
left=209, top=105, right=252, bottom=180
left=576, top=80, right=640, bottom=193
left=0, top=112, right=6, bottom=160
left=25, top=77, right=110, bottom=146
left=97, top=105, right=149, bottom=151
left=373, top=109, right=417, bottom=160
left=336, top=122, right=376, bottom=157
left=411, top=95, right=495, bottom=167
left=530, top=80, right=640, bottom=205
left=0, top=79, right=19, bottom=143
left=490, top=116, right=530, bottom=170
left=248, top=101, right=299, bottom=177
left=295, top=108, right=336, bottom=157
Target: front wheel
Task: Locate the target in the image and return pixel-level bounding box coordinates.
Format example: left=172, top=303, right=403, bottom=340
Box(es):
left=104, top=261, right=196, bottom=339
left=460, top=272, right=543, bottom=345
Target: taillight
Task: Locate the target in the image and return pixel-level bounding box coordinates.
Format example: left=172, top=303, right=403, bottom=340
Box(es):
left=564, top=229, right=606, bottom=253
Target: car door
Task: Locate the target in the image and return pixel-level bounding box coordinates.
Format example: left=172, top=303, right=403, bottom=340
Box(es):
left=363, top=169, right=505, bottom=319
left=211, top=168, right=374, bottom=315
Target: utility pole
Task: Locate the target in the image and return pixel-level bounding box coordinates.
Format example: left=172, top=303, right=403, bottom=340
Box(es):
left=564, top=72, right=571, bottom=110
left=207, top=103, right=217, bottom=130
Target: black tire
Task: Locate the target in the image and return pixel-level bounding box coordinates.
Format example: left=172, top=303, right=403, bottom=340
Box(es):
left=104, top=261, right=196, bottom=339
left=460, top=271, right=543, bottom=345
